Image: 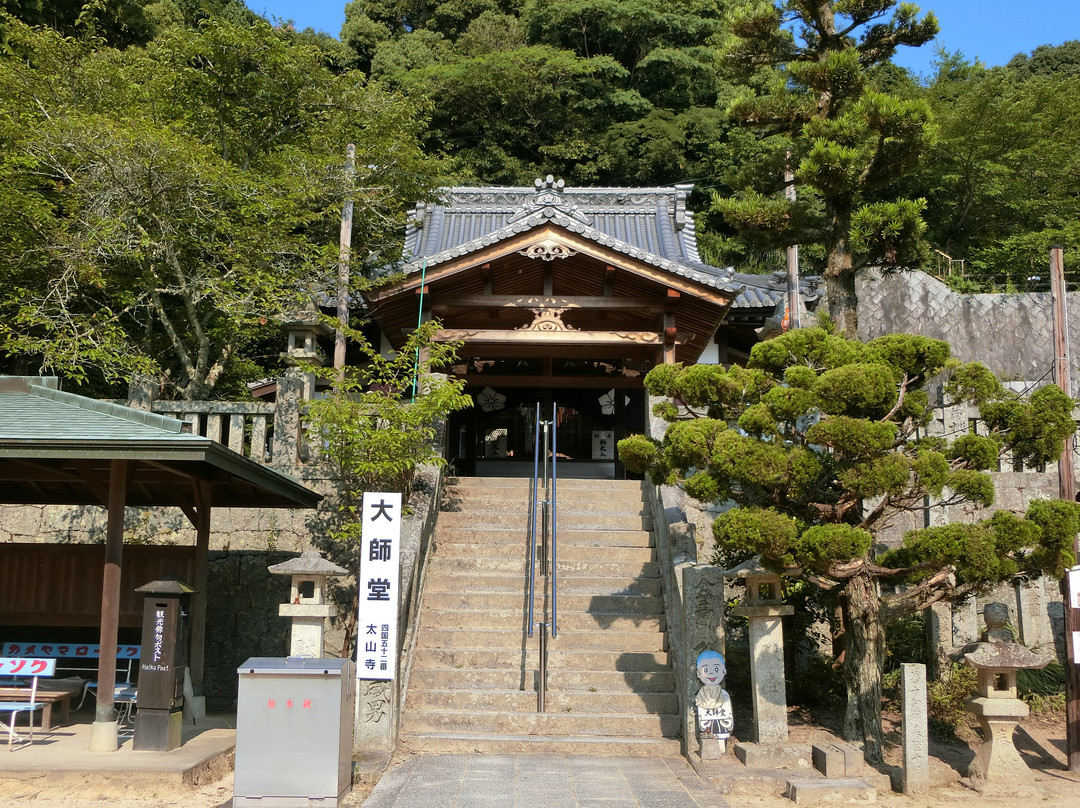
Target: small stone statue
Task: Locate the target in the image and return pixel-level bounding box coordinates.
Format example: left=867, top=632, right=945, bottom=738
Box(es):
left=981, top=602, right=1013, bottom=643
left=695, top=650, right=733, bottom=757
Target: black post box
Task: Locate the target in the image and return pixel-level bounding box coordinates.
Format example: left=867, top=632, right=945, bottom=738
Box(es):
left=133, top=576, right=195, bottom=751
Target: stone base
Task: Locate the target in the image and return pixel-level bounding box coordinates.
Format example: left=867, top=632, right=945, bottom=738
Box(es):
left=811, top=740, right=864, bottom=778
left=966, top=697, right=1033, bottom=784
left=785, top=778, right=876, bottom=805
left=699, top=736, right=727, bottom=759
left=87, top=720, right=118, bottom=752
left=735, top=742, right=813, bottom=769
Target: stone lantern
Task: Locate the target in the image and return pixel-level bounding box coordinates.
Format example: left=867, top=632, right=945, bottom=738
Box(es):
left=963, top=602, right=1052, bottom=789
left=726, top=556, right=794, bottom=744
left=280, top=301, right=331, bottom=399
left=268, top=550, right=347, bottom=658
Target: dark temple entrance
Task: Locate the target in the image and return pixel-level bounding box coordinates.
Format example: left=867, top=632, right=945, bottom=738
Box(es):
left=448, top=386, right=646, bottom=479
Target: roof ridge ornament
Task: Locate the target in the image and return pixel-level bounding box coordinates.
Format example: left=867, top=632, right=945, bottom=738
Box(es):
left=507, top=175, right=591, bottom=226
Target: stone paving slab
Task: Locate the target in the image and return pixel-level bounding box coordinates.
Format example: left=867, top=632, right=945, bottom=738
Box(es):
left=362, top=753, right=730, bottom=808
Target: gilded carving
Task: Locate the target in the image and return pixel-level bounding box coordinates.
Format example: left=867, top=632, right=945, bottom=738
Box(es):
left=520, top=309, right=576, bottom=332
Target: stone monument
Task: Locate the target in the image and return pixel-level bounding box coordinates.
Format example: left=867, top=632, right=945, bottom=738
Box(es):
left=963, top=602, right=1051, bottom=790
left=268, top=550, right=347, bottom=657
left=727, top=556, right=793, bottom=744
left=695, top=650, right=733, bottom=758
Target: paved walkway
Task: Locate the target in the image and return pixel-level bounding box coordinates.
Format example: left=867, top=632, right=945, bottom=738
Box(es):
left=362, top=753, right=731, bottom=808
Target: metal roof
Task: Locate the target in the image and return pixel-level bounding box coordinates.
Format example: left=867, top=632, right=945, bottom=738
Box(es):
left=400, top=181, right=820, bottom=311
left=0, top=377, right=321, bottom=509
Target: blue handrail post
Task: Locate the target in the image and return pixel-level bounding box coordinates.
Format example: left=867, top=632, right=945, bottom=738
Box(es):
left=551, top=401, right=558, bottom=639
left=527, top=403, right=540, bottom=638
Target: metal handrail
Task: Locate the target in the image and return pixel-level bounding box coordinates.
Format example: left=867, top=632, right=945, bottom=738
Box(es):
left=527, top=403, right=540, bottom=639
left=550, top=401, right=558, bottom=638
left=527, top=402, right=560, bottom=711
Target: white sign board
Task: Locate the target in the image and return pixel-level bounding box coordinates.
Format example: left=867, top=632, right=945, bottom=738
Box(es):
left=592, top=430, right=615, bottom=460
left=1068, top=565, right=1080, bottom=610
left=357, top=492, right=402, bottom=680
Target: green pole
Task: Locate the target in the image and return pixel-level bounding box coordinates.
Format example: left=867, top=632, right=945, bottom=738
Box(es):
left=412, top=258, right=427, bottom=400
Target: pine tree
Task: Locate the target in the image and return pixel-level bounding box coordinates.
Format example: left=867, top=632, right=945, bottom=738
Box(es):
left=620, top=329, right=1078, bottom=761
left=715, top=1, right=938, bottom=336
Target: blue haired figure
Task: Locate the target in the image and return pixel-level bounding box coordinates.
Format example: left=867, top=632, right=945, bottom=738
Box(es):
left=695, top=650, right=733, bottom=755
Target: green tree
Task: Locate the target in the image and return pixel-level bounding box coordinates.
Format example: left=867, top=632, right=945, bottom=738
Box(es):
left=619, top=328, right=1078, bottom=761
left=714, top=1, right=938, bottom=336
left=910, top=48, right=1080, bottom=289
left=0, top=17, right=441, bottom=397
left=361, top=0, right=755, bottom=185
left=302, top=320, right=472, bottom=657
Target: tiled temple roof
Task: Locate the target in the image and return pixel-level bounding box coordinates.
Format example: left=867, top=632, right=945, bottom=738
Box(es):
left=400, top=180, right=819, bottom=311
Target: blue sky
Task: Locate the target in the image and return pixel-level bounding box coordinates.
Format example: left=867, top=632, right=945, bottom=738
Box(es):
left=249, top=0, right=1077, bottom=80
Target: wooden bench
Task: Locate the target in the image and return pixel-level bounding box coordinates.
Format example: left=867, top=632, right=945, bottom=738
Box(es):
left=0, top=685, right=71, bottom=731
left=1, top=657, right=57, bottom=750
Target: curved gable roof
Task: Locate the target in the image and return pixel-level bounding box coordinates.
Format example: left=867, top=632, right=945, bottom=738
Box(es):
left=397, top=181, right=819, bottom=312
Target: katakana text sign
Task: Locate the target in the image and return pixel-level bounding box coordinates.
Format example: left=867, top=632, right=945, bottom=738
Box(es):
left=0, top=657, right=57, bottom=676
left=357, top=492, right=402, bottom=681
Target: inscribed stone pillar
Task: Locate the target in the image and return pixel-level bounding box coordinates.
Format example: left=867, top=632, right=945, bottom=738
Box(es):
left=1015, top=579, right=1047, bottom=649
left=272, top=370, right=304, bottom=467
left=680, top=564, right=726, bottom=749
left=728, top=558, right=793, bottom=744
left=745, top=612, right=788, bottom=743
left=901, top=663, right=929, bottom=795
left=952, top=599, right=978, bottom=648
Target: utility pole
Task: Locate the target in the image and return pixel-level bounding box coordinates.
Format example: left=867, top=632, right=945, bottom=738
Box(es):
left=334, top=143, right=356, bottom=377
left=1050, top=244, right=1080, bottom=771
left=784, top=157, right=801, bottom=330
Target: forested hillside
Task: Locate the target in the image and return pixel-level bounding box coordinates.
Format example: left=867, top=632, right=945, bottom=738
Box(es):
left=1, top=1, right=1077, bottom=391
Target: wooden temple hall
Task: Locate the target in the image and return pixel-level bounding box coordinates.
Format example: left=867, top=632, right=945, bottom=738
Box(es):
left=364, top=178, right=820, bottom=478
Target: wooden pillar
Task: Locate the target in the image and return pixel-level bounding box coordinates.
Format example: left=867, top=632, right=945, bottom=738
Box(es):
left=663, top=313, right=677, bottom=365
left=1051, top=245, right=1080, bottom=771
left=664, top=290, right=679, bottom=365
left=614, top=384, right=626, bottom=480
left=189, top=480, right=212, bottom=710
left=89, top=459, right=130, bottom=751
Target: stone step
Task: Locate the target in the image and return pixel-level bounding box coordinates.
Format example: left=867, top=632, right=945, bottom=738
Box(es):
left=442, top=489, right=646, bottom=511
left=421, top=590, right=664, bottom=611
left=784, top=778, right=876, bottom=805
left=447, top=478, right=644, bottom=492
left=437, top=511, right=651, bottom=531
left=414, top=628, right=666, bottom=652
left=427, top=556, right=659, bottom=578
left=406, top=688, right=679, bottom=714
left=433, top=528, right=653, bottom=547
left=401, top=708, right=680, bottom=738
left=412, top=647, right=671, bottom=671
left=409, top=668, right=677, bottom=693
left=420, top=609, right=665, bottom=633
left=423, top=575, right=662, bottom=596
left=399, top=731, right=682, bottom=757
left=431, top=541, right=655, bottom=563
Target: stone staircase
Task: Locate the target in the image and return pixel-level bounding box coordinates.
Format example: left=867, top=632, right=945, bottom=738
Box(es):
left=401, top=476, right=681, bottom=755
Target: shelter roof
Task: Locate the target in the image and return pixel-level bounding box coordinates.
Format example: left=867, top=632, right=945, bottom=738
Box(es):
left=398, top=180, right=819, bottom=311
left=0, top=377, right=320, bottom=509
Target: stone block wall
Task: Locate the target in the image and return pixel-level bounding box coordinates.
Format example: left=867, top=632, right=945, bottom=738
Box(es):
left=857, top=269, right=1080, bottom=394
left=203, top=550, right=294, bottom=711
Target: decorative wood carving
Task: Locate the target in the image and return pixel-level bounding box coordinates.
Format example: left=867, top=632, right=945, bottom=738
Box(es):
left=432, top=328, right=694, bottom=345
left=518, top=242, right=578, bottom=261
left=520, top=309, right=576, bottom=332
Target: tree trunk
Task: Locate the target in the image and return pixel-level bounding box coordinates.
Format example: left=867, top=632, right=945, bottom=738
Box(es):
left=824, top=247, right=858, bottom=339
left=840, top=572, right=886, bottom=764
left=823, top=201, right=858, bottom=338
